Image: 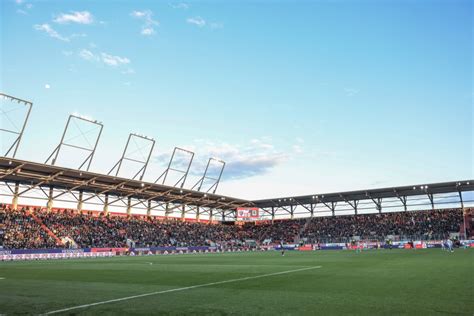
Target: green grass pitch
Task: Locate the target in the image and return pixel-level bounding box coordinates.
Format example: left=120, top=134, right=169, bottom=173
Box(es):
left=0, top=249, right=473, bottom=315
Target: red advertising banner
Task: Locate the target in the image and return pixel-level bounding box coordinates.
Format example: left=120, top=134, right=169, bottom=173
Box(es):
left=298, top=245, right=313, bottom=251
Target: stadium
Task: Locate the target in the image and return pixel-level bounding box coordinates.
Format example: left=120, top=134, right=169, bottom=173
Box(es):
left=1, top=1, right=473, bottom=315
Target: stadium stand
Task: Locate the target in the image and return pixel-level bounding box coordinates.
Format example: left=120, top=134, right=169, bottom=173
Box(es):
left=301, top=209, right=463, bottom=243
left=0, top=204, right=470, bottom=250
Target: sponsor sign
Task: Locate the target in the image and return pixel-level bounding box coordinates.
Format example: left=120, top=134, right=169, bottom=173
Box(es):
left=0, top=248, right=115, bottom=261
left=236, top=208, right=261, bottom=221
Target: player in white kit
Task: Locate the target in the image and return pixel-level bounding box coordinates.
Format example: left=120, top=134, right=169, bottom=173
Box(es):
left=446, top=239, right=454, bottom=253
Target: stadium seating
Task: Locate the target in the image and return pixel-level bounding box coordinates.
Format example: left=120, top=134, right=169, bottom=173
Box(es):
left=1, top=207, right=59, bottom=249
left=302, top=209, right=463, bottom=243
left=0, top=204, right=469, bottom=250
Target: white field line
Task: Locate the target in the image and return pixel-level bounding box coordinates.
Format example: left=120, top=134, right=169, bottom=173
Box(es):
left=0, top=277, right=5, bottom=280
left=42, top=266, right=322, bottom=315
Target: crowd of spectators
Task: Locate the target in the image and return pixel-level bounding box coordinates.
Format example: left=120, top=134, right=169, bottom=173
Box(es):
left=1, top=205, right=301, bottom=249
left=0, top=204, right=467, bottom=249
left=241, top=219, right=304, bottom=244
left=302, top=209, right=464, bottom=243
left=1, top=206, right=58, bottom=249
left=36, top=209, right=255, bottom=248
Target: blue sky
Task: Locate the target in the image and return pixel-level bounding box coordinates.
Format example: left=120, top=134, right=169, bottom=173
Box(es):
left=1, top=0, right=472, bottom=200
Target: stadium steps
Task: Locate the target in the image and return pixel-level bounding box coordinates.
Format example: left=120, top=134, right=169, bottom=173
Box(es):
left=29, top=213, right=63, bottom=246
left=296, top=217, right=313, bottom=243
left=258, top=228, right=269, bottom=243
left=461, top=211, right=473, bottom=238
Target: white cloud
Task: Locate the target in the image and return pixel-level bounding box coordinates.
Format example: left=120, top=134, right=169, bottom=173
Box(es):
left=15, top=0, right=32, bottom=14
left=293, top=145, right=303, bottom=154
left=78, top=49, right=97, bottom=61
left=54, top=11, right=94, bottom=24
left=156, top=138, right=288, bottom=180
left=44, top=84, right=51, bottom=89
left=78, top=49, right=131, bottom=68
left=100, top=53, right=130, bottom=66
left=122, top=68, right=135, bottom=75
left=67, top=65, right=77, bottom=73
left=170, top=3, right=189, bottom=9
left=187, top=16, right=206, bottom=27
left=131, top=10, right=159, bottom=36
left=210, top=22, right=224, bottom=29
left=344, top=88, right=360, bottom=97
left=141, top=27, right=155, bottom=36
left=131, top=11, right=146, bottom=18
left=34, top=24, right=69, bottom=42
left=203, top=140, right=287, bottom=180
left=249, top=139, right=274, bottom=150
left=70, top=33, right=87, bottom=39
left=71, top=112, right=95, bottom=122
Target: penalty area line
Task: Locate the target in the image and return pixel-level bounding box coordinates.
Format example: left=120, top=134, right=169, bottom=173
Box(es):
left=42, top=266, right=322, bottom=315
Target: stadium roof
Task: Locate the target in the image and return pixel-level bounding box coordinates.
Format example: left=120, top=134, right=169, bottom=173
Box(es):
left=252, top=180, right=473, bottom=209
left=1, top=157, right=472, bottom=216
left=0, top=157, right=253, bottom=211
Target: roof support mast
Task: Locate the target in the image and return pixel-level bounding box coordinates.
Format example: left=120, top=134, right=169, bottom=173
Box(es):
left=192, top=158, right=226, bottom=194
left=155, top=147, right=194, bottom=188
left=0, top=92, right=33, bottom=158
left=108, top=133, right=155, bottom=181
left=45, top=114, right=103, bottom=171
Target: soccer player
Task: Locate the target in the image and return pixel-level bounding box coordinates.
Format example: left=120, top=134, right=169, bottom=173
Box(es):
left=447, top=239, right=454, bottom=253
left=280, top=241, right=285, bottom=256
